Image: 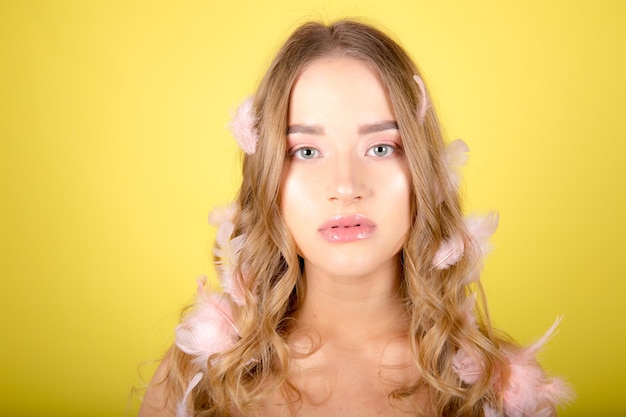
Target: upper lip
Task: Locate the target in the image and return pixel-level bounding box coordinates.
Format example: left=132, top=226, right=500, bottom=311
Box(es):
left=319, top=214, right=376, bottom=230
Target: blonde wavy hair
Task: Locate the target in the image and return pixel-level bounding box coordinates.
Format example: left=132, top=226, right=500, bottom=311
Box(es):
left=164, top=19, right=510, bottom=417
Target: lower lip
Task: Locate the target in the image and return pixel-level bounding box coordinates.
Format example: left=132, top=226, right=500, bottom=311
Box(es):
left=319, top=225, right=375, bottom=242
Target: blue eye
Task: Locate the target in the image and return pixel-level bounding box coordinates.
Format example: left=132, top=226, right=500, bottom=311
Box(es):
left=367, top=144, right=396, bottom=157
left=292, top=147, right=320, bottom=160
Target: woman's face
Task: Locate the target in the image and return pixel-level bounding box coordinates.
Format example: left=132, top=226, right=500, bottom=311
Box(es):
left=280, top=57, right=411, bottom=280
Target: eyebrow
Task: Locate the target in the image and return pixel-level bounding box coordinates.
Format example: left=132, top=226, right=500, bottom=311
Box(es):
left=358, top=120, right=399, bottom=135
left=286, top=124, right=323, bottom=135
left=286, top=120, right=399, bottom=135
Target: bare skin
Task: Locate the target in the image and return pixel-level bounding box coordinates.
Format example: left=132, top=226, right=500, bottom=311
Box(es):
left=251, top=262, right=430, bottom=417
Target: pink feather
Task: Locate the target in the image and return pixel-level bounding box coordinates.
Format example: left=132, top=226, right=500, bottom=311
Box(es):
left=432, top=236, right=464, bottom=270
left=452, top=346, right=483, bottom=384
left=463, top=212, right=499, bottom=284
left=453, top=318, right=573, bottom=415
left=499, top=318, right=574, bottom=416
left=195, top=275, right=208, bottom=295
left=502, top=354, right=550, bottom=417
left=531, top=408, right=553, bottom=417
left=413, top=74, right=430, bottom=125
left=444, top=139, right=470, bottom=193
left=176, top=372, right=203, bottom=417
left=436, top=139, right=469, bottom=204
left=214, top=221, right=247, bottom=305
left=483, top=405, right=503, bottom=417
left=524, top=316, right=562, bottom=358
left=542, top=377, right=574, bottom=405
left=460, top=293, right=478, bottom=328
left=228, top=97, right=258, bottom=154
left=174, top=288, right=239, bottom=369
left=466, top=212, right=499, bottom=258
left=208, top=204, right=236, bottom=227
left=432, top=212, right=498, bottom=272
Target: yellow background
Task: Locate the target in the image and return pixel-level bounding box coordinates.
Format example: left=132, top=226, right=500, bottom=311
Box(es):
left=1, top=1, right=624, bottom=416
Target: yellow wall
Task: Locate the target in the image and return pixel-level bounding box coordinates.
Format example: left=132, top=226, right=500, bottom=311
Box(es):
left=1, top=1, right=624, bottom=416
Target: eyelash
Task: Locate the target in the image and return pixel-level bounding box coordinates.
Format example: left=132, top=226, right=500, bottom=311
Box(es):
left=289, top=143, right=400, bottom=160
left=366, top=144, right=397, bottom=157
left=290, top=147, right=321, bottom=160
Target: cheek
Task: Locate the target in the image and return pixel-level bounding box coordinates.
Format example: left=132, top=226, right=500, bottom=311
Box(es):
left=381, top=167, right=412, bottom=207
left=280, top=170, right=315, bottom=227
left=279, top=163, right=298, bottom=210
left=386, top=168, right=413, bottom=232
left=280, top=173, right=300, bottom=212
left=279, top=173, right=318, bottom=256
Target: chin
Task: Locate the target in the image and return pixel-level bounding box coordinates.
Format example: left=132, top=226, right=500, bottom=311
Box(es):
left=318, top=257, right=399, bottom=281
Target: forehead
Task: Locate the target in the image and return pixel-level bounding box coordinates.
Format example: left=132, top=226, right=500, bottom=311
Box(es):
left=288, top=57, right=395, bottom=124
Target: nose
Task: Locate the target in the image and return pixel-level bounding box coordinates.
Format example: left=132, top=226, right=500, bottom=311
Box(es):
left=326, top=155, right=369, bottom=204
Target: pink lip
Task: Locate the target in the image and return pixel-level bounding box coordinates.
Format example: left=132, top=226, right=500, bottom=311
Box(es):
left=318, top=215, right=376, bottom=242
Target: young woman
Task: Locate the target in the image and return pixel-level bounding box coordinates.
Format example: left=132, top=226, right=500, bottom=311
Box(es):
left=139, top=20, right=571, bottom=417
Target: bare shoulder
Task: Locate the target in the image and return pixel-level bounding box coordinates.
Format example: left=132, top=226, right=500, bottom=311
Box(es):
left=138, top=348, right=176, bottom=417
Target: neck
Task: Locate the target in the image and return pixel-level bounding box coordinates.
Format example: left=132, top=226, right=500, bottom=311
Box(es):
left=294, top=258, right=407, bottom=350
